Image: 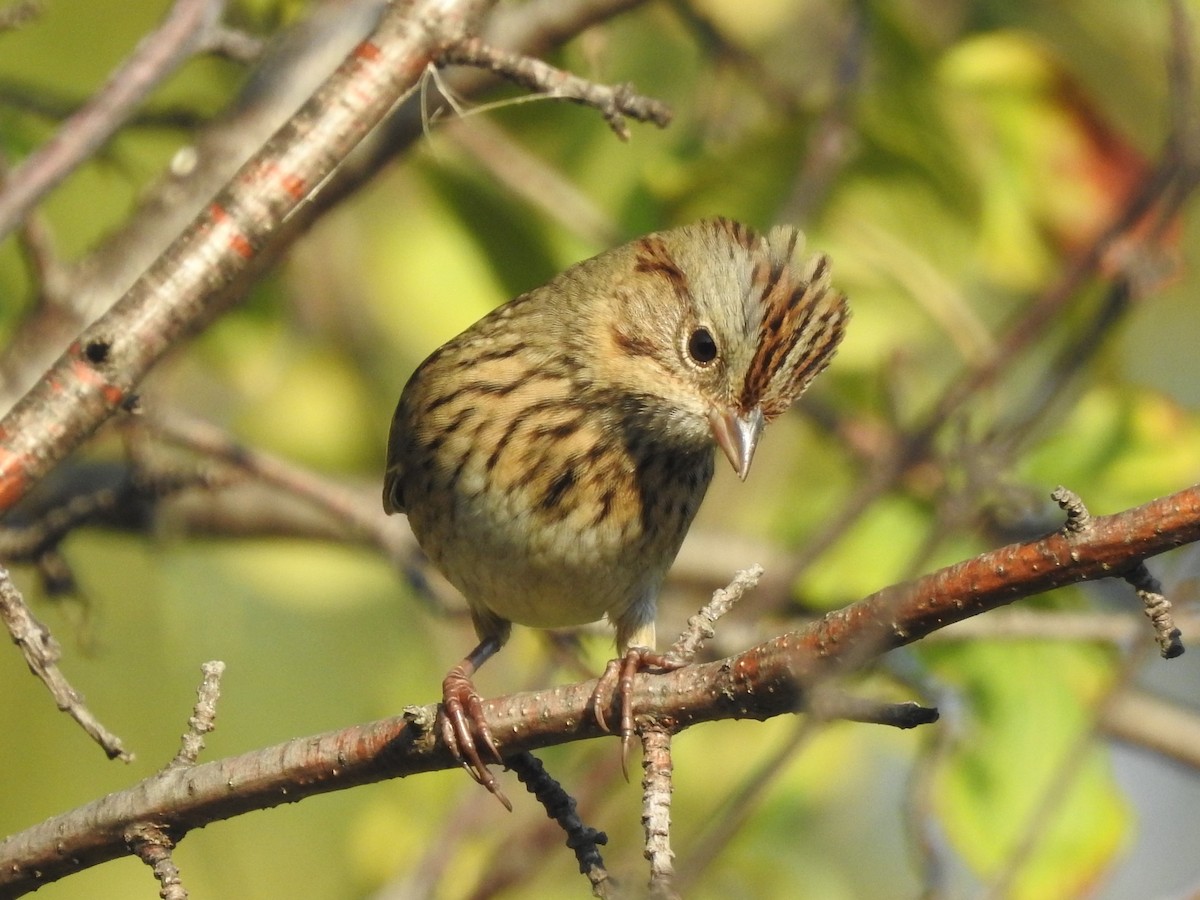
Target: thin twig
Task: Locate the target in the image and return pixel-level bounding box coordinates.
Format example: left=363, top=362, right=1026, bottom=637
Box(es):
left=640, top=726, right=677, bottom=900
left=441, top=116, right=622, bottom=247
left=1055, top=487, right=1184, bottom=657
left=782, top=2, right=868, bottom=220
left=1102, top=686, right=1200, bottom=770
left=441, top=35, right=671, bottom=139
left=808, top=693, right=938, bottom=729
left=199, top=24, right=265, bottom=63
left=667, top=0, right=804, bottom=117
left=141, top=413, right=444, bottom=608
left=125, top=823, right=187, bottom=900
left=668, top=564, right=762, bottom=663
left=0, top=0, right=498, bottom=516
left=0, top=0, right=228, bottom=240
left=146, top=413, right=393, bottom=552
left=0, top=142, right=70, bottom=306
left=0, top=564, right=131, bottom=760
left=1126, top=562, right=1183, bottom=658
left=927, top=608, right=1200, bottom=645
left=170, top=661, right=226, bottom=769
left=509, top=751, right=612, bottom=897
left=0, top=463, right=216, bottom=564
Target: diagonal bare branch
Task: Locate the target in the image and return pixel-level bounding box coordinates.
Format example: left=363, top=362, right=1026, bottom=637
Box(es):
left=0, top=0, right=497, bottom=516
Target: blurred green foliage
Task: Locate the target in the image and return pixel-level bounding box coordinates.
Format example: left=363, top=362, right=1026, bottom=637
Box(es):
left=2, top=1, right=1199, bottom=898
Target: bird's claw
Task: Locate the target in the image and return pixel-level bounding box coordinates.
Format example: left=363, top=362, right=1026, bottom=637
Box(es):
left=441, top=666, right=511, bottom=811
left=592, top=647, right=682, bottom=779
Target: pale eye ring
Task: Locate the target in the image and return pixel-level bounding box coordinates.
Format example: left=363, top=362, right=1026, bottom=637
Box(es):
left=687, top=326, right=719, bottom=366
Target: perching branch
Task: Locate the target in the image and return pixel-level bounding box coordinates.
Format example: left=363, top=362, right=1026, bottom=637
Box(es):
left=2, top=482, right=1195, bottom=896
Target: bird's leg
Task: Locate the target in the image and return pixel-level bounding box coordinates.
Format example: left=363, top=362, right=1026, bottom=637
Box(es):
left=441, top=636, right=511, bottom=810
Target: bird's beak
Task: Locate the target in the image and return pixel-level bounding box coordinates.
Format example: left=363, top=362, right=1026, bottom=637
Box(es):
left=708, top=405, right=765, bottom=481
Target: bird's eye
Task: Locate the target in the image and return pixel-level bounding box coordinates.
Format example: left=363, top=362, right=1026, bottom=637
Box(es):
left=687, top=327, right=718, bottom=366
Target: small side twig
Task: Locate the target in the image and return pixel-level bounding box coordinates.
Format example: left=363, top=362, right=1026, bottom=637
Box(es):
left=170, top=660, right=226, bottom=768
left=146, top=413, right=408, bottom=560
left=808, top=692, right=939, bottom=729
left=441, top=35, right=672, bottom=139
left=638, top=564, right=764, bottom=897
left=124, top=662, right=225, bottom=897
left=1126, top=562, right=1184, bottom=659
left=0, top=564, right=131, bottom=760
left=641, top=726, right=677, bottom=900
left=509, top=750, right=612, bottom=898
left=0, top=463, right=215, bottom=564
left=1053, top=487, right=1184, bottom=658
left=1052, top=485, right=1092, bottom=534
left=126, top=823, right=187, bottom=900
left=668, top=563, right=763, bottom=663
left=0, top=140, right=71, bottom=306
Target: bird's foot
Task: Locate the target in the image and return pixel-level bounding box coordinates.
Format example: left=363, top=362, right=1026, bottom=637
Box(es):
left=592, top=647, right=683, bottom=777
left=441, top=664, right=511, bottom=811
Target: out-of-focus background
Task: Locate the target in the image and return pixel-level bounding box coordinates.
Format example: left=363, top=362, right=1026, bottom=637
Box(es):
left=2, top=1, right=1199, bottom=897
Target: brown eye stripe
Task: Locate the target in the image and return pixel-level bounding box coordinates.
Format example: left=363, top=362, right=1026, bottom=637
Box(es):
left=611, top=324, right=657, bottom=358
